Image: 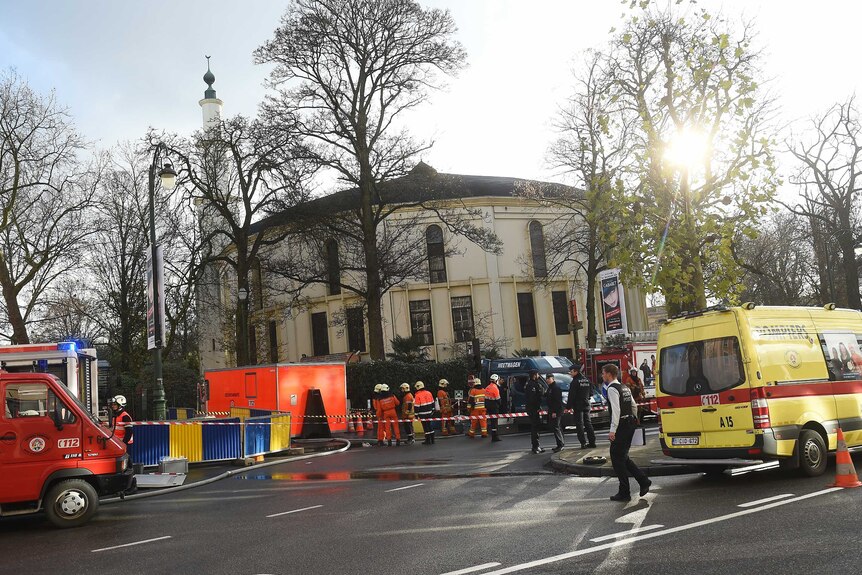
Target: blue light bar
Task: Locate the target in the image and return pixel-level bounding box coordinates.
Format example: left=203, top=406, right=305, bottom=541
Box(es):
left=57, top=341, right=77, bottom=352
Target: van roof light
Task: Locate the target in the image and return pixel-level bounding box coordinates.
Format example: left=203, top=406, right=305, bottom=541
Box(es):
left=824, top=303, right=837, bottom=311
left=741, top=302, right=756, bottom=310
left=668, top=304, right=730, bottom=321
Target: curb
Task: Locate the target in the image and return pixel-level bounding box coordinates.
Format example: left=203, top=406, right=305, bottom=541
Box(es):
left=549, top=452, right=700, bottom=477
left=102, top=438, right=351, bottom=505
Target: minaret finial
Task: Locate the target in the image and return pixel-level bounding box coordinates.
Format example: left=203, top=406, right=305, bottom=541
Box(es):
left=203, top=56, right=217, bottom=99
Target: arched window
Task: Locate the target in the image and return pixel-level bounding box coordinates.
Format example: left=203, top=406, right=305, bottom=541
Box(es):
left=325, top=239, right=341, bottom=295
left=529, top=221, right=547, bottom=278
left=426, top=225, right=447, bottom=284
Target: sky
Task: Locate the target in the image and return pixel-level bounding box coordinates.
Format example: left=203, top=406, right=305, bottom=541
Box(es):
left=1, top=0, right=861, bottom=191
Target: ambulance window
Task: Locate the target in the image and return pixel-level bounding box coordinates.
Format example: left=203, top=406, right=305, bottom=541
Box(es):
left=659, top=337, right=744, bottom=396
left=819, top=332, right=862, bottom=381
left=4, top=383, right=76, bottom=423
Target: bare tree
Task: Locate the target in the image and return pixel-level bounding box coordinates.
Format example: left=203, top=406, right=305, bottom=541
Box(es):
left=167, top=115, right=315, bottom=366
left=732, top=211, right=818, bottom=306
left=784, top=97, right=862, bottom=309
left=542, top=51, right=635, bottom=347
left=0, top=69, right=98, bottom=343
left=255, top=0, right=479, bottom=360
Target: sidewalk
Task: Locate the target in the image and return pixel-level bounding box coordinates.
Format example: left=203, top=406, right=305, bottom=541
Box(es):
left=550, top=441, right=699, bottom=477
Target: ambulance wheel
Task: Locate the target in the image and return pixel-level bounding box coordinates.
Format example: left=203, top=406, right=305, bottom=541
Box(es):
left=798, top=429, right=827, bottom=477
left=44, top=479, right=99, bottom=528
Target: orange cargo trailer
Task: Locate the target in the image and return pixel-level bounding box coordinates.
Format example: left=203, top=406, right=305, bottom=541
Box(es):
left=203, top=362, right=348, bottom=436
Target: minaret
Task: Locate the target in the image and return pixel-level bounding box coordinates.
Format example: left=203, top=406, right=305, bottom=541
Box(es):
left=199, top=56, right=223, bottom=128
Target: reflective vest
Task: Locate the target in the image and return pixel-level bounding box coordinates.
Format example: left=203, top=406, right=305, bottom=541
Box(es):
left=112, top=410, right=134, bottom=444
left=469, top=387, right=486, bottom=410
left=414, top=390, right=435, bottom=416
left=437, top=389, right=452, bottom=412
left=401, top=393, right=415, bottom=418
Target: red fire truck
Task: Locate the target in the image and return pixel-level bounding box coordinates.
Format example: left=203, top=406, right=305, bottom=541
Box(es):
left=0, top=371, right=134, bottom=528
left=0, top=342, right=100, bottom=416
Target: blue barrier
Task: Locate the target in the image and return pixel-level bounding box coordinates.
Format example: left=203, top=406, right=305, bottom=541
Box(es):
left=202, top=418, right=242, bottom=461
left=244, top=417, right=272, bottom=457
left=128, top=425, right=170, bottom=466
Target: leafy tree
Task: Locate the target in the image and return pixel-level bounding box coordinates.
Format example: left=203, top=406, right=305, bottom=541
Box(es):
left=603, top=4, right=778, bottom=315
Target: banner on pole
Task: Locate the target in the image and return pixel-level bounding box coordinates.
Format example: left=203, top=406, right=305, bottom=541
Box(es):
left=146, top=245, right=165, bottom=350
left=599, top=268, right=628, bottom=336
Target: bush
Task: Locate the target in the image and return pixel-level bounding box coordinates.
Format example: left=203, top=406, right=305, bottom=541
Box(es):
left=347, top=358, right=471, bottom=409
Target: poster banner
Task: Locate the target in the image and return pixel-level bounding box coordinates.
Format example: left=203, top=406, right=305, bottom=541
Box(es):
left=146, top=245, right=166, bottom=350
left=599, top=268, right=628, bottom=336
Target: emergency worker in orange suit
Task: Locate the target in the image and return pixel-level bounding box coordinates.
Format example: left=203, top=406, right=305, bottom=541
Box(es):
left=414, top=381, right=436, bottom=445
left=376, top=384, right=401, bottom=446
left=110, top=395, right=134, bottom=446
left=463, top=376, right=476, bottom=435
left=372, top=384, right=384, bottom=441
left=437, top=379, right=457, bottom=436
left=485, top=374, right=502, bottom=442
left=467, top=379, right=488, bottom=438
left=399, top=383, right=415, bottom=444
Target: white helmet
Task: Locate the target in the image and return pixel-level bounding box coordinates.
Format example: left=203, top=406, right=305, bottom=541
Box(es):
left=380, top=384, right=390, bottom=393
left=110, top=395, right=127, bottom=407
left=414, top=381, right=425, bottom=390
left=373, top=384, right=383, bottom=393
left=400, top=383, right=410, bottom=392
left=490, top=374, right=500, bottom=382
left=438, top=378, right=449, bottom=387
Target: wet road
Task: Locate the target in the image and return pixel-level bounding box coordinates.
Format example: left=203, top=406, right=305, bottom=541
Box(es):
left=3, top=428, right=862, bottom=575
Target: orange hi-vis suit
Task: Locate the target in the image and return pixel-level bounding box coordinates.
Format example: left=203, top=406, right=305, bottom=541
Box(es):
left=437, top=389, right=456, bottom=436
left=484, top=382, right=501, bottom=438
left=401, top=392, right=415, bottom=441
left=377, top=394, right=401, bottom=442
left=468, top=387, right=487, bottom=437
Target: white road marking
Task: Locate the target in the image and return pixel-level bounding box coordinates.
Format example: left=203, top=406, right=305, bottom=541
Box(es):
left=589, top=524, right=664, bottom=542
left=440, top=562, right=502, bottom=575
left=385, top=483, right=425, bottom=492
left=266, top=504, right=323, bottom=518
left=479, top=487, right=843, bottom=574
left=737, top=493, right=794, bottom=507
left=91, top=536, right=172, bottom=553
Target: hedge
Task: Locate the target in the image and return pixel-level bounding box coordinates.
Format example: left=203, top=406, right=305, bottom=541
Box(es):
left=347, top=359, right=472, bottom=410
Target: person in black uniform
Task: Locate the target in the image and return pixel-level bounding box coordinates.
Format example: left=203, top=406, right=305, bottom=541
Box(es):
left=604, top=364, right=651, bottom=502
left=546, top=373, right=565, bottom=453
left=566, top=363, right=596, bottom=449
left=525, top=370, right=545, bottom=454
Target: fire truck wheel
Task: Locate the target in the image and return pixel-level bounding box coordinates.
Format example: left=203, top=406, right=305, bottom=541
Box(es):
left=44, top=479, right=99, bottom=528
left=798, top=429, right=827, bottom=477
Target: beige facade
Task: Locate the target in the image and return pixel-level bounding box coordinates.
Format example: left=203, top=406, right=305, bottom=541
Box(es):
left=198, top=191, right=649, bottom=370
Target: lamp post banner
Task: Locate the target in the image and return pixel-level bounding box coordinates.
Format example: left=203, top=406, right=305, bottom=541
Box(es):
left=599, top=268, right=628, bottom=336
left=146, top=245, right=166, bottom=350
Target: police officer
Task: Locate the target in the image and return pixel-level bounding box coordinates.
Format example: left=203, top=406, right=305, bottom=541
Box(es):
left=604, top=364, right=651, bottom=501
left=109, top=395, right=134, bottom=446
left=546, top=374, right=565, bottom=453
left=525, top=370, right=545, bottom=454
left=566, top=363, right=596, bottom=449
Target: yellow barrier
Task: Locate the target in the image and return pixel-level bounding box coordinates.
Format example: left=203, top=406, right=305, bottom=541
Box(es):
left=169, top=423, right=203, bottom=463
left=270, top=413, right=292, bottom=452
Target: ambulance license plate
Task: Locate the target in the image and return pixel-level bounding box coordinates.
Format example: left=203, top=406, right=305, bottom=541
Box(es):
left=672, top=436, right=699, bottom=446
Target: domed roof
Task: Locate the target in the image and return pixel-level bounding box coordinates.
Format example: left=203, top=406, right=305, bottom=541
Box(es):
left=203, top=56, right=217, bottom=99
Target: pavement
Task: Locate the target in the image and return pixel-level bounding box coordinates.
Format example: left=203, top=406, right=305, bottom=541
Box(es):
left=550, top=435, right=698, bottom=477
left=5, top=425, right=862, bottom=575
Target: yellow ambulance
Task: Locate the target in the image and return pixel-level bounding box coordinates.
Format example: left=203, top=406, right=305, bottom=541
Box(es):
left=656, top=304, right=862, bottom=476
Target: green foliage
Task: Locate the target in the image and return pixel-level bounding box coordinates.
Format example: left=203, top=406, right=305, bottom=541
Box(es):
left=513, top=348, right=540, bottom=357
left=346, top=359, right=470, bottom=408
left=600, top=3, right=778, bottom=314
left=386, top=335, right=431, bottom=363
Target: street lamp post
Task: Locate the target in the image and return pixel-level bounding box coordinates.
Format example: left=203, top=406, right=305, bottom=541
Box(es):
left=148, top=143, right=177, bottom=421
left=238, top=286, right=249, bottom=366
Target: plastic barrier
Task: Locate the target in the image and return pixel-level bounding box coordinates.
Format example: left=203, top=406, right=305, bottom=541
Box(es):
left=244, top=413, right=292, bottom=457
left=167, top=407, right=194, bottom=420
left=128, top=418, right=242, bottom=466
